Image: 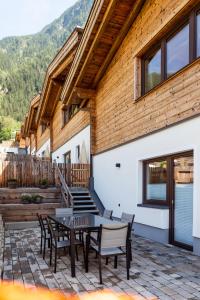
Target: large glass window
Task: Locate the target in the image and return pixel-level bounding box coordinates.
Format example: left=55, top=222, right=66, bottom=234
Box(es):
left=144, top=48, right=161, bottom=93
left=166, top=24, right=189, bottom=78
left=142, top=7, right=200, bottom=96
left=144, top=160, right=168, bottom=204
left=196, top=12, right=200, bottom=57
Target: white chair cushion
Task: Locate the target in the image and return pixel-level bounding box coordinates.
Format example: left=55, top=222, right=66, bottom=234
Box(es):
left=92, top=245, right=124, bottom=256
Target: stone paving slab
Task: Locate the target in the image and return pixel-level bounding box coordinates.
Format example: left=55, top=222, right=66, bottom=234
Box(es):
left=1, top=227, right=200, bottom=299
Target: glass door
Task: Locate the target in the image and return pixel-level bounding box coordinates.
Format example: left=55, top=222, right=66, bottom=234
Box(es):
left=171, top=153, right=193, bottom=249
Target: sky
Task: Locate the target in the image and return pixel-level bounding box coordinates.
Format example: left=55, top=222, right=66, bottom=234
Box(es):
left=0, top=0, right=77, bottom=40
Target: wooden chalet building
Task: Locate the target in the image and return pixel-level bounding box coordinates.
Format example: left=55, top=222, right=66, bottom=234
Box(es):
left=22, top=0, right=200, bottom=255
left=23, top=94, right=51, bottom=157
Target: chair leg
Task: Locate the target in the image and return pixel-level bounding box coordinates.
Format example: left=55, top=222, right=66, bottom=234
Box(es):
left=114, top=256, right=118, bottom=269
left=126, top=252, right=130, bottom=280
left=130, top=244, right=132, bottom=262
left=50, top=245, right=52, bottom=266
left=48, top=238, right=50, bottom=248
left=85, top=235, right=89, bottom=272
left=43, top=238, right=46, bottom=259
left=76, top=246, right=79, bottom=261
left=54, top=248, right=57, bottom=273
left=82, top=243, right=86, bottom=267
left=40, top=234, right=43, bottom=254
left=106, top=257, right=109, bottom=265
left=99, top=255, right=103, bottom=284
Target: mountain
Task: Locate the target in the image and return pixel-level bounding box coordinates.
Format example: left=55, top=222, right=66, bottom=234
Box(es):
left=0, top=0, right=93, bottom=123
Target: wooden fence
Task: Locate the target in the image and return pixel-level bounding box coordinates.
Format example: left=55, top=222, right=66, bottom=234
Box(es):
left=57, top=163, right=90, bottom=188
left=0, top=154, right=90, bottom=188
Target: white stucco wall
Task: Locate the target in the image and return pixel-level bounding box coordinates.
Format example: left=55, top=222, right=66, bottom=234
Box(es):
left=31, top=147, right=36, bottom=156
left=27, top=146, right=31, bottom=155
left=36, top=139, right=50, bottom=158
left=52, top=126, right=90, bottom=164
left=93, top=116, right=200, bottom=238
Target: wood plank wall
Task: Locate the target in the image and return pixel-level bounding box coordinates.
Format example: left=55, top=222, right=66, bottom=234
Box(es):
left=52, top=101, right=90, bottom=153
left=36, top=125, right=50, bottom=152
left=94, top=0, right=200, bottom=154
left=0, top=154, right=90, bottom=188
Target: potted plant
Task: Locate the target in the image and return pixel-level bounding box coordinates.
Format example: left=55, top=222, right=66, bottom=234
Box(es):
left=39, top=179, right=48, bottom=189
left=21, top=194, right=32, bottom=204
left=31, top=194, right=43, bottom=204
left=7, top=179, right=18, bottom=189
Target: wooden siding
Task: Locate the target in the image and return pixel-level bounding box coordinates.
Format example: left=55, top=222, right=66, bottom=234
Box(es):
left=52, top=101, right=90, bottom=152
left=30, top=134, right=36, bottom=151
left=36, top=126, right=50, bottom=152
left=94, top=0, right=200, bottom=154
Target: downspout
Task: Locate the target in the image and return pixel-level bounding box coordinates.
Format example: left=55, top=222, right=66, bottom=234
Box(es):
left=89, top=97, right=95, bottom=191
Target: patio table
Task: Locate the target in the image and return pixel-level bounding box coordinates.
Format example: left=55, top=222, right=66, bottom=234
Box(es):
left=49, top=213, right=123, bottom=277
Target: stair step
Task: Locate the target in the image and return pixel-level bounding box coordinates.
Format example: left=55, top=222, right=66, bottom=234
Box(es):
left=73, top=200, right=94, bottom=204
left=73, top=209, right=99, bottom=214
left=73, top=205, right=96, bottom=209
left=71, top=191, right=89, bottom=195
left=72, top=195, right=91, bottom=199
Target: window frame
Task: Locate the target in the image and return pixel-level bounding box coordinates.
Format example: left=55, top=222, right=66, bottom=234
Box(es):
left=76, top=145, right=80, bottom=162
left=41, top=123, right=47, bottom=135
left=141, top=6, right=200, bottom=96
left=143, top=156, right=170, bottom=206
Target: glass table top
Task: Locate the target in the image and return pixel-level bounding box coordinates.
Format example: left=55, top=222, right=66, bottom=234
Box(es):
left=49, top=213, right=123, bottom=230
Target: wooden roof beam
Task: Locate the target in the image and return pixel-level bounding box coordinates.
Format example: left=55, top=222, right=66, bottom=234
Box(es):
left=77, top=0, right=118, bottom=85
left=73, top=87, right=96, bottom=99
left=93, top=0, right=146, bottom=87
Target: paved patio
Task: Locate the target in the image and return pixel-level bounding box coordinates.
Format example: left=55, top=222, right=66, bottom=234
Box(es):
left=2, top=227, right=200, bottom=300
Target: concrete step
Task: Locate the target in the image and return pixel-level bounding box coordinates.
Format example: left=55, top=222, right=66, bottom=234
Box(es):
left=73, top=200, right=94, bottom=204
left=73, top=209, right=99, bottom=214
left=71, top=191, right=90, bottom=196
left=72, top=195, right=91, bottom=200
left=73, top=204, right=96, bottom=210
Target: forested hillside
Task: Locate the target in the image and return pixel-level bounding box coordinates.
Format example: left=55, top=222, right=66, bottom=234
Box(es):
left=0, top=0, right=93, bottom=126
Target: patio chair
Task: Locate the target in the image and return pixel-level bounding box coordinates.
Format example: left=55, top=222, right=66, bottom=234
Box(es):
left=37, top=214, right=50, bottom=259
left=121, top=212, right=135, bottom=261
left=85, top=222, right=131, bottom=284
left=85, top=209, right=114, bottom=254
left=37, top=213, right=66, bottom=259
left=46, top=217, right=85, bottom=273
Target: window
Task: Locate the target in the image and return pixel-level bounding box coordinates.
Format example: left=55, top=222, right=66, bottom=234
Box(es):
left=69, top=104, right=79, bottom=119
left=62, top=104, right=80, bottom=127
left=142, top=6, right=200, bottom=95
left=143, top=159, right=168, bottom=205
left=41, top=123, right=47, bottom=134
left=64, top=151, right=71, bottom=164
left=62, top=109, right=69, bottom=126
left=144, top=48, right=161, bottom=93
left=76, top=145, right=80, bottom=163
left=166, top=24, right=189, bottom=77
left=196, top=11, right=200, bottom=57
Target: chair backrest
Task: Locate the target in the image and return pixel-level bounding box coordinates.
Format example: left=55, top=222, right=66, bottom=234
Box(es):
left=55, top=208, right=73, bottom=217
left=99, top=223, right=130, bottom=249
left=37, top=213, right=46, bottom=233
left=46, top=218, right=57, bottom=244
left=103, top=209, right=113, bottom=219
left=121, top=213, right=135, bottom=227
